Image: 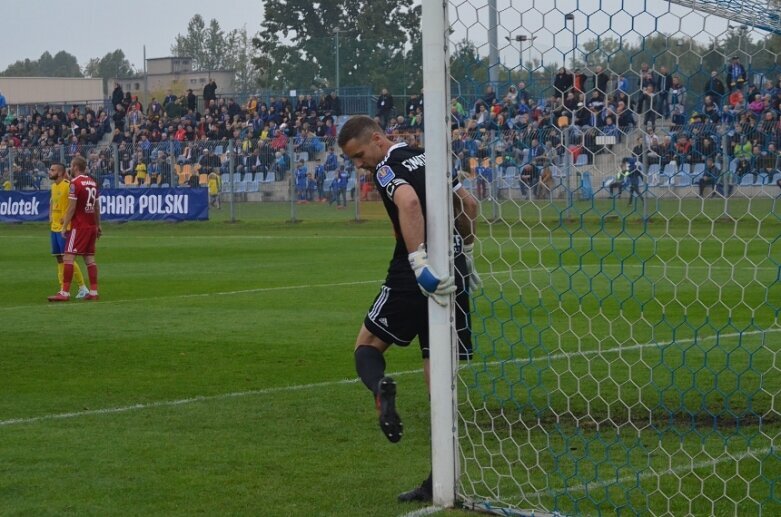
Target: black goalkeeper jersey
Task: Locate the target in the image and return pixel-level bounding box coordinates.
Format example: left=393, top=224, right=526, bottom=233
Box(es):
left=373, top=142, right=461, bottom=290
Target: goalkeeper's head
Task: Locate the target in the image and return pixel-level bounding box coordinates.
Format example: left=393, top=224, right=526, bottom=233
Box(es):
left=338, top=115, right=391, bottom=171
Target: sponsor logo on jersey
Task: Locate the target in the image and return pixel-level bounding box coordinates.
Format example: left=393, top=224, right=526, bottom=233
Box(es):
left=376, top=165, right=395, bottom=187
left=378, top=317, right=389, bottom=327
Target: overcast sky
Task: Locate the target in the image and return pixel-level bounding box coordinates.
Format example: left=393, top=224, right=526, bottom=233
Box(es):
left=0, top=0, right=756, bottom=75
left=0, top=0, right=264, bottom=71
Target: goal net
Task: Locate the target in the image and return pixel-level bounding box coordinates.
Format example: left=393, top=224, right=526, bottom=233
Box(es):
left=425, top=0, right=781, bottom=514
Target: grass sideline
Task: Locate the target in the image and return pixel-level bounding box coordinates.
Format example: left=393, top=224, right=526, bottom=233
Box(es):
left=0, top=198, right=778, bottom=516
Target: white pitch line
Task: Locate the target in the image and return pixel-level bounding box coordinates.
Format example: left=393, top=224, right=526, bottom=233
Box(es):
left=1, top=233, right=771, bottom=243
left=0, top=279, right=384, bottom=312
left=398, top=506, right=443, bottom=517
left=0, top=261, right=775, bottom=313
left=528, top=447, right=773, bottom=499
left=0, top=328, right=777, bottom=428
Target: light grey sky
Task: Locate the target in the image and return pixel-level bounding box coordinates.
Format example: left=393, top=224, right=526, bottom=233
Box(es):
left=0, top=0, right=264, bottom=72
left=0, top=0, right=760, bottom=76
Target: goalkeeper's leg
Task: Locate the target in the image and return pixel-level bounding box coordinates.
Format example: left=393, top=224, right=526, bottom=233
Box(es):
left=355, top=326, right=403, bottom=443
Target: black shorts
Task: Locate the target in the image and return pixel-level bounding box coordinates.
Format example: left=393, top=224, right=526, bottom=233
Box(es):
left=363, top=256, right=473, bottom=360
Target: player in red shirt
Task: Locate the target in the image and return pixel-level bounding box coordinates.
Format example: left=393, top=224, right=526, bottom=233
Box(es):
left=48, top=156, right=102, bottom=302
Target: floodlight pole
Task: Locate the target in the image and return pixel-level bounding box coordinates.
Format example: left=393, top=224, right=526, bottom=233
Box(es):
left=422, top=0, right=457, bottom=509
left=334, top=28, right=341, bottom=95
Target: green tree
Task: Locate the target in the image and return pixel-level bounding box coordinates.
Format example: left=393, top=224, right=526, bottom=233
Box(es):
left=172, top=14, right=234, bottom=70
left=228, top=26, right=261, bottom=94
left=252, top=0, right=420, bottom=95
left=83, top=49, right=136, bottom=94
left=1, top=50, right=82, bottom=77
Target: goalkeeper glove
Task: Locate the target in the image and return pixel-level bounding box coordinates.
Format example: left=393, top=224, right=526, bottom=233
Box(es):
left=408, top=244, right=456, bottom=306
left=462, top=242, right=482, bottom=290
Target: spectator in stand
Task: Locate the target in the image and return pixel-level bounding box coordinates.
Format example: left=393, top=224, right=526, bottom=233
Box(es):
left=185, top=89, right=197, bottom=112
left=669, top=76, right=686, bottom=115
left=474, top=85, right=496, bottom=114
left=727, top=56, right=747, bottom=91
left=702, top=95, right=721, bottom=123
left=163, top=89, right=177, bottom=107
left=113, top=104, right=126, bottom=132
left=637, top=84, right=657, bottom=129
left=475, top=160, right=492, bottom=200
left=406, top=93, right=421, bottom=116
left=203, top=79, right=217, bottom=107
left=376, top=88, right=394, bottom=129
left=702, top=70, right=725, bottom=107
left=198, top=148, right=221, bottom=177
left=573, top=68, right=587, bottom=94
left=120, top=151, right=133, bottom=184
left=111, top=83, right=124, bottom=112
left=733, top=135, right=752, bottom=181
left=594, top=65, right=609, bottom=97
left=699, top=156, right=720, bottom=196
left=554, top=67, right=572, bottom=98
left=655, top=65, right=672, bottom=119
left=757, top=143, right=778, bottom=184
left=674, top=134, right=693, bottom=171
left=748, top=94, right=765, bottom=116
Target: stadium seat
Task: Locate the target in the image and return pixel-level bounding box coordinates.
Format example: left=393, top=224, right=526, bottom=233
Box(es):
left=647, top=164, right=661, bottom=186
left=246, top=178, right=260, bottom=192
left=221, top=175, right=232, bottom=192
left=124, top=175, right=134, bottom=187
left=673, top=165, right=691, bottom=187
left=739, top=174, right=755, bottom=186
left=214, top=145, right=224, bottom=156
left=178, top=164, right=193, bottom=186
left=199, top=173, right=208, bottom=186
left=575, top=154, right=588, bottom=166
left=660, top=163, right=676, bottom=185
left=234, top=180, right=247, bottom=193
left=689, top=164, right=705, bottom=185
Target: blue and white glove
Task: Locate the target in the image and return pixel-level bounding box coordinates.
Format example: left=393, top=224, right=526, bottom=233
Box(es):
left=462, top=242, right=482, bottom=290
left=408, top=244, right=456, bottom=306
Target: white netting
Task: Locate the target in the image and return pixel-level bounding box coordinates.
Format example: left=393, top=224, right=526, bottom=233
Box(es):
left=438, top=0, right=781, bottom=514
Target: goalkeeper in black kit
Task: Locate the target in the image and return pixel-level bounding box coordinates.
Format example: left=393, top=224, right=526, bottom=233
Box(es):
left=337, top=115, right=481, bottom=503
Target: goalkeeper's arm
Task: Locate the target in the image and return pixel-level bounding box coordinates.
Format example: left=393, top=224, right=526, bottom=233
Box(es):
left=394, top=184, right=455, bottom=305
left=453, top=186, right=478, bottom=245
left=454, top=186, right=482, bottom=289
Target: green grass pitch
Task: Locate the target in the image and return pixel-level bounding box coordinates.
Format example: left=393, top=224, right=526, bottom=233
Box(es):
left=0, top=198, right=778, bottom=516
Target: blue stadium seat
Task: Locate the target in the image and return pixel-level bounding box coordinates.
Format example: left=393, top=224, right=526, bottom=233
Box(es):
left=234, top=180, right=247, bottom=193
left=575, top=154, right=588, bottom=166
left=660, top=163, right=676, bottom=185
left=677, top=165, right=692, bottom=187
left=647, top=164, right=661, bottom=186
left=739, top=174, right=755, bottom=186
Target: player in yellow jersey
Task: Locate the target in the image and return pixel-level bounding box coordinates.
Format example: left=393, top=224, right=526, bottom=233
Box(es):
left=207, top=171, right=221, bottom=209
left=49, top=163, right=89, bottom=299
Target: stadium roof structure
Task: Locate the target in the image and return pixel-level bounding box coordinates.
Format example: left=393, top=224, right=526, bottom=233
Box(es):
left=670, top=0, right=781, bottom=34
